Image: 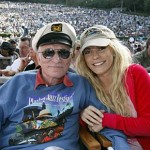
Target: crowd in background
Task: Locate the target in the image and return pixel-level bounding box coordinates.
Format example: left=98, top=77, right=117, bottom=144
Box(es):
left=0, top=1, right=150, bottom=54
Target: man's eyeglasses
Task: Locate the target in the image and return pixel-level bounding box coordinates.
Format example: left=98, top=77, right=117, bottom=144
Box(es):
left=38, top=48, right=71, bottom=59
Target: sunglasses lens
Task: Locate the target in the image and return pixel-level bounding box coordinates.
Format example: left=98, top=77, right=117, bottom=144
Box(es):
left=40, top=49, right=70, bottom=59
left=58, top=49, right=70, bottom=59
left=42, top=49, right=54, bottom=59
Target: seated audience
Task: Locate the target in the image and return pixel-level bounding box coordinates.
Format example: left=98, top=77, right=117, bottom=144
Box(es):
left=0, top=37, right=33, bottom=76
left=0, top=41, right=14, bottom=57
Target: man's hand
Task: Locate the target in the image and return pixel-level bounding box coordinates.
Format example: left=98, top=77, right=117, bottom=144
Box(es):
left=1, top=70, right=16, bottom=76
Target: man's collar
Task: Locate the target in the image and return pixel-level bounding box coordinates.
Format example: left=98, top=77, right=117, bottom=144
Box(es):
left=35, top=68, right=73, bottom=89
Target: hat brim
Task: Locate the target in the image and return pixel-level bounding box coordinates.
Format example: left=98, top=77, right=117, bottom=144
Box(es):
left=37, top=33, right=72, bottom=49
left=81, top=38, right=110, bottom=52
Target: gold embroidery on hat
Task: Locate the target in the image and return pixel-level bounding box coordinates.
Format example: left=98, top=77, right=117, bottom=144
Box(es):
left=51, top=24, right=62, bottom=32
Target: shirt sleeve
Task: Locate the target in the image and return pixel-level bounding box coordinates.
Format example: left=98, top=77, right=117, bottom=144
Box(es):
left=0, top=77, right=17, bottom=130
left=10, top=59, right=21, bottom=72
left=79, top=76, right=107, bottom=111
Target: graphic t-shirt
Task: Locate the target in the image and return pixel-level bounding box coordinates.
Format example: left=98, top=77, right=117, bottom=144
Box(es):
left=0, top=71, right=106, bottom=150
left=9, top=92, right=74, bottom=145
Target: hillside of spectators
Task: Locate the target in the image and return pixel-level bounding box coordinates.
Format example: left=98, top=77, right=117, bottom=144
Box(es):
left=0, top=1, right=150, bottom=53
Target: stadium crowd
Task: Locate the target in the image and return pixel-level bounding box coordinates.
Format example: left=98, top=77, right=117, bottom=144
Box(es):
left=0, top=1, right=150, bottom=53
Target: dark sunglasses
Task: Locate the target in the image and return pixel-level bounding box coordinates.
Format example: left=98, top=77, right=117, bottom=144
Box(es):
left=38, top=48, right=71, bottom=59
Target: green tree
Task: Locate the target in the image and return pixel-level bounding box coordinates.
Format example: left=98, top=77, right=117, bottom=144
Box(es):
left=123, top=0, right=144, bottom=12
left=144, top=0, right=150, bottom=13
left=3, top=0, right=150, bottom=14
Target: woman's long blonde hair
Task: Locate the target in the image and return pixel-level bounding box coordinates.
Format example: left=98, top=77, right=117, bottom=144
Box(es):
left=77, top=39, right=133, bottom=116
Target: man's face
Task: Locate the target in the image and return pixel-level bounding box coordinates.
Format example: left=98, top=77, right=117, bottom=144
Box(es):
left=37, top=43, right=71, bottom=84
left=18, top=40, right=30, bottom=57
left=11, top=42, right=17, bottom=49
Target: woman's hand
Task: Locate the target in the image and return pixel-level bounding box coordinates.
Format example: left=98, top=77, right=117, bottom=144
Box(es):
left=88, top=123, right=103, bottom=132
left=81, top=105, right=104, bottom=126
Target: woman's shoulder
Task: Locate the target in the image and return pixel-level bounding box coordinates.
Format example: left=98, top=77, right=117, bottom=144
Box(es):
left=128, top=64, right=147, bottom=73
left=127, top=64, right=150, bottom=81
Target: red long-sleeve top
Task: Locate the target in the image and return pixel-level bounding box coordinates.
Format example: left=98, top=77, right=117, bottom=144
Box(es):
left=102, top=64, right=150, bottom=150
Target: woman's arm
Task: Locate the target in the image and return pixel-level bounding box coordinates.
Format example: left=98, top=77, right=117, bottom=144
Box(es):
left=81, top=64, right=150, bottom=136
left=102, top=64, right=150, bottom=136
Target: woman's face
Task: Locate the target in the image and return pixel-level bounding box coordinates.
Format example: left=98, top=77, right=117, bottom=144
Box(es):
left=83, top=46, right=114, bottom=77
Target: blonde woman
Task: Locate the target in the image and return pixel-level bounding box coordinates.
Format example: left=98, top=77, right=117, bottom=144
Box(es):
left=77, top=25, right=150, bottom=150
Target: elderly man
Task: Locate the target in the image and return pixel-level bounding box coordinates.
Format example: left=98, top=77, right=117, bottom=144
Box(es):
left=0, top=22, right=106, bottom=150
